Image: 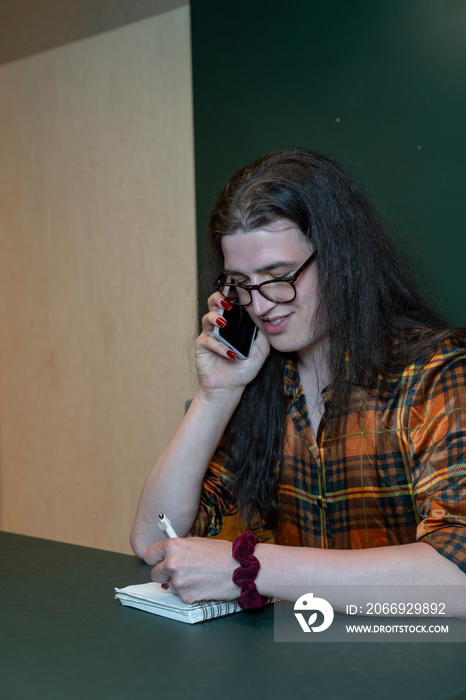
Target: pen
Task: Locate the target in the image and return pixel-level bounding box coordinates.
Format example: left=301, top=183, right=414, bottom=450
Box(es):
left=158, top=512, right=178, bottom=539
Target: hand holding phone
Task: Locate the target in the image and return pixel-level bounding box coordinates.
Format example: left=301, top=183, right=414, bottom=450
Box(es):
left=213, top=295, right=258, bottom=360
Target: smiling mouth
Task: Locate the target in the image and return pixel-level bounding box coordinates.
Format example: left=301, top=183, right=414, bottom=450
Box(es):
left=266, top=316, right=287, bottom=325
left=262, top=312, right=291, bottom=325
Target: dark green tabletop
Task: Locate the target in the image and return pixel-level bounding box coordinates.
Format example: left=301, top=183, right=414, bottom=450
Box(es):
left=1, top=531, right=466, bottom=700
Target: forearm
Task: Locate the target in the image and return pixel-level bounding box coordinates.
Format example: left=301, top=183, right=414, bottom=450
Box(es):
left=130, top=387, right=242, bottom=557
left=255, top=541, right=466, bottom=616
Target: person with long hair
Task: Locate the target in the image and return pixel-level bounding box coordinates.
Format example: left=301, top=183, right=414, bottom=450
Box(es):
left=131, top=149, right=466, bottom=614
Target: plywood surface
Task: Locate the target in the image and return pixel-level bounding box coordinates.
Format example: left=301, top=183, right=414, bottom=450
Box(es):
left=0, top=7, right=197, bottom=553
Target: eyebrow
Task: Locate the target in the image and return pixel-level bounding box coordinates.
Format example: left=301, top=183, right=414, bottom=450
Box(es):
left=224, top=259, right=299, bottom=276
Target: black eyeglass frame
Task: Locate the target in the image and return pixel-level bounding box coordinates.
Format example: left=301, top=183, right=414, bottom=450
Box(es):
left=214, top=250, right=317, bottom=306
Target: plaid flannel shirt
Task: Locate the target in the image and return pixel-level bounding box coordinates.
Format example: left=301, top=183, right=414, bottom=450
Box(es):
left=191, top=333, right=466, bottom=573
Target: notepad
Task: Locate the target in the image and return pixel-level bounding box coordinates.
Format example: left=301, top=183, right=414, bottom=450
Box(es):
left=115, top=582, right=242, bottom=624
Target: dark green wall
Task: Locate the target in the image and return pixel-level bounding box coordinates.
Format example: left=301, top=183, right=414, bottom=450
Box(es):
left=191, top=0, right=466, bottom=324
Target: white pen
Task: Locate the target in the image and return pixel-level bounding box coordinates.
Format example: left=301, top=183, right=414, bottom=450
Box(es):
left=158, top=512, right=178, bottom=539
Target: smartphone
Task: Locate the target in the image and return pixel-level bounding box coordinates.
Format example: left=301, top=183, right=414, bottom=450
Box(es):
left=213, top=298, right=258, bottom=360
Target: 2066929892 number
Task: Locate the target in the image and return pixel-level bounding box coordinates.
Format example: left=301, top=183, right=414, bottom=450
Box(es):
left=345, top=602, right=448, bottom=616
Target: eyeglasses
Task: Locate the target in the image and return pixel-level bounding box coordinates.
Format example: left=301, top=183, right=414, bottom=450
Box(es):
left=214, top=250, right=317, bottom=306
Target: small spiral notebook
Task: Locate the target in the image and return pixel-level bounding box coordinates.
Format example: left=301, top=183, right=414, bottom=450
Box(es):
left=115, top=582, right=242, bottom=624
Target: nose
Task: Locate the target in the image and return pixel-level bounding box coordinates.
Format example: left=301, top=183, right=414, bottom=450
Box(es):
left=250, top=289, right=277, bottom=319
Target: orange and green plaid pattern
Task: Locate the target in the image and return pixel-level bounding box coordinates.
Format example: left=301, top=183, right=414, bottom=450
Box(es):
left=192, top=334, right=466, bottom=573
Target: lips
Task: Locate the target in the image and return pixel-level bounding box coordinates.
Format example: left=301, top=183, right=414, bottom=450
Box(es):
left=262, top=313, right=292, bottom=335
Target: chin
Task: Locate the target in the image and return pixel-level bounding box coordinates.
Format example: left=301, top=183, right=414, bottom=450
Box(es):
left=268, top=337, right=302, bottom=354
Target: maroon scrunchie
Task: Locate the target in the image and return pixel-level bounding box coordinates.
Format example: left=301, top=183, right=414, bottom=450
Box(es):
left=232, top=531, right=268, bottom=610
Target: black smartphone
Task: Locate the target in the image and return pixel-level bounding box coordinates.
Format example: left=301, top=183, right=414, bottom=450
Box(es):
left=213, top=298, right=258, bottom=360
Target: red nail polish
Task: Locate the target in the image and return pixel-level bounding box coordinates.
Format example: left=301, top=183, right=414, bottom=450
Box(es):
left=220, top=298, right=233, bottom=311
left=161, top=583, right=169, bottom=590
left=216, top=317, right=227, bottom=328
left=227, top=350, right=238, bottom=360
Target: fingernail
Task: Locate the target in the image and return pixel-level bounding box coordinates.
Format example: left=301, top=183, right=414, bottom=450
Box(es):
left=161, top=583, right=169, bottom=590
left=215, top=317, right=227, bottom=328
left=227, top=350, right=238, bottom=360
left=220, top=298, right=233, bottom=311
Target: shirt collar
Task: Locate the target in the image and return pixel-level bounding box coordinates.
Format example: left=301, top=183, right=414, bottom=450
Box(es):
left=283, top=357, right=300, bottom=399
left=283, top=355, right=333, bottom=402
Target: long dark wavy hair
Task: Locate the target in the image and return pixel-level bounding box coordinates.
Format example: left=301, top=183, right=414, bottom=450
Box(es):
left=201, top=148, right=453, bottom=534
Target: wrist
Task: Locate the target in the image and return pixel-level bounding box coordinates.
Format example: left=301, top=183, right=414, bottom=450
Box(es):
left=195, top=384, right=244, bottom=410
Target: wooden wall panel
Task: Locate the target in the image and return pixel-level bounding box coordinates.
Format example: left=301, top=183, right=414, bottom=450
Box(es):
left=0, top=6, right=197, bottom=553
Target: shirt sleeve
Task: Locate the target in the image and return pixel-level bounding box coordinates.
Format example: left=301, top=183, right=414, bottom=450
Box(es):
left=190, top=441, right=239, bottom=537
left=409, top=341, right=466, bottom=574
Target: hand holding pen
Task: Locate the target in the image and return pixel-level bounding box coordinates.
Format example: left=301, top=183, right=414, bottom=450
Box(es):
left=144, top=516, right=236, bottom=602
